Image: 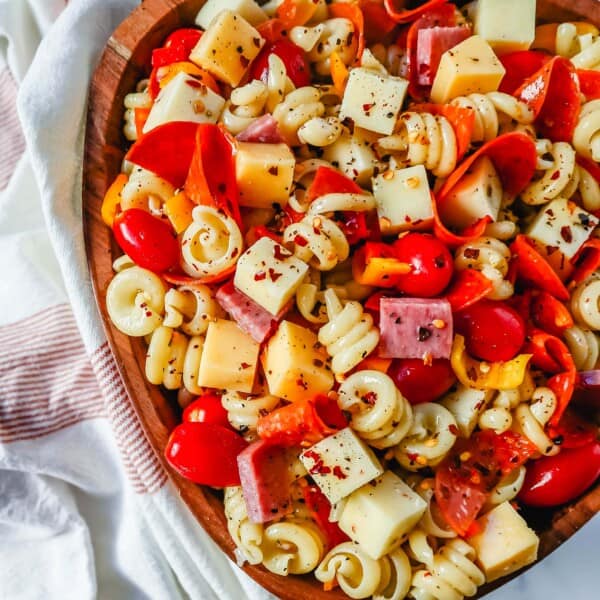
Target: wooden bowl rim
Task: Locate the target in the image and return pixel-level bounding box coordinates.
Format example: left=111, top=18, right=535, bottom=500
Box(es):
left=82, top=1, right=600, bottom=598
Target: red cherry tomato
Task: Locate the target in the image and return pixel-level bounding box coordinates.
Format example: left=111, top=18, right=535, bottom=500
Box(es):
left=165, top=422, right=247, bottom=486
left=113, top=209, right=179, bottom=273
left=392, top=233, right=453, bottom=297
left=518, top=441, right=600, bottom=507
left=183, top=393, right=230, bottom=429
left=250, top=39, right=310, bottom=88
left=388, top=358, right=456, bottom=404
left=454, top=300, right=526, bottom=362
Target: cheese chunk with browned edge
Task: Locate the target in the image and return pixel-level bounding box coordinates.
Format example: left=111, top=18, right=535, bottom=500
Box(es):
left=195, top=0, right=267, bottom=30
left=338, top=471, right=427, bottom=559
left=373, top=164, right=434, bottom=234
left=300, top=428, right=383, bottom=505
left=236, top=142, right=295, bottom=208
left=469, top=502, right=539, bottom=582
left=262, top=320, right=333, bottom=402
left=474, top=0, right=536, bottom=55
left=234, top=237, right=308, bottom=316
left=339, top=67, right=409, bottom=135
left=197, top=318, right=259, bottom=392
left=430, top=35, right=505, bottom=104
left=189, top=11, right=264, bottom=86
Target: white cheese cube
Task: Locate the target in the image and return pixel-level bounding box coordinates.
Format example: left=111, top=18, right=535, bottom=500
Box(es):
left=430, top=35, right=505, bottom=104
left=300, top=428, right=384, bottom=505
left=469, top=502, right=539, bottom=583
left=142, top=71, right=225, bottom=133
left=339, top=68, right=409, bottom=135
left=475, top=0, right=536, bottom=55
left=234, top=237, right=308, bottom=316
left=189, top=10, right=264, bottom=86
left=262, top=320, right=333, bottom=402
left=373, top=164, right=433, bottom=234
left=442, top=385, right=494, bottom=437
left=322, top=127, right=380, bottom=187
left=438, top=156, right=502, bottom=229
left=195, top=0, right=267, bottom=30
left=526, top=198, right=598, bottom=273
left=236, top=142, right=295, bottom=208
left=338, top=471, right=427, bottom=559
left=198, top=319, right=260, bottom=392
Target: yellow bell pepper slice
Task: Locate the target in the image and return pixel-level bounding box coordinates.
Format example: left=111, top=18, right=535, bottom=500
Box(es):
left=355, top=256, right=411, bottom=286
left=165, top=190, right=195, bottom=233
left=330, top=50, right=349, bottom=97
left=451, top=335, right=532, bottom=391
left=157, top=62, right=220, bottom=94
left=101, top=173, right=128, bottom=227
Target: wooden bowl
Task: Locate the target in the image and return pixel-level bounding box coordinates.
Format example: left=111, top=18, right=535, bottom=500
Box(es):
left=83, top=1, right=600, bottom=598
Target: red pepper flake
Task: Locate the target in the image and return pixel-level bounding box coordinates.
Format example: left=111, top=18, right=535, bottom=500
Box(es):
left=145, top=311, right=153, bottom=317
left=550, top=170, right=561, bottom=180
left=560, top=225, right=573, bottom=243
left=463, top=247, right=480, bottom=260
left=268, top=268, right=282, bottom=282
left=186, top=79, right=202, bottom=88
left=294, top=235, right=308, bottom=247
left=407, top=452, right=419, bottom=463
left=304, top=450, right=320, bottom=462
left=273, top=244, right=291, bottom=260
left=296, top=377, right=308, bottom=389
left=240, top=362, right=251, bottom=369
left=254, top=271, right=267, bottom=281
left=362, top=102, right=375, bottom=114
left=333, top=466, right=347, bottom=480
left=448, top=424, right=459, bottom=435
left=240, top=55, right=250, bottom=68
left=362, top=391, right=378, bottom=405
left=268, top=166, right=279, bottom=176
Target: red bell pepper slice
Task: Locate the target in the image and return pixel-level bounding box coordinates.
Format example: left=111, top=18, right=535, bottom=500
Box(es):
left=569, top=237, right=600, bottom=286
left=531, top=291, right=574, bottom=337
left=547, top=409, right=598, bottom=449
left=151, top=28, right=202, bottom=69
left=329, top=2, right=366, bottom=62
left=384, top=0, right=449, bottom=24
left=499, top=50, right=551, bottom=95
left=360, top=0, right=398, bottom=44
left=245, top=224, right=282, bottom=246
left=547, top=370, right=577, bottom=429
left=303, top=484, right=350, bottom=549
left=444, top=269, right=494, bottom=313
left=510, top=235, right=570, bottom=301
left=515, top=56, right=581, bottom=142
left=577, top=68, right=600, bottom=100
left=256, top=19, right=287, bottom=44
left=411, top=102, right=475, bottom=161
left=184, top=124, right=242, bottom=227
left=126, top=121, right=199, bottom=189
left=404, top=2, right=456, bottom=99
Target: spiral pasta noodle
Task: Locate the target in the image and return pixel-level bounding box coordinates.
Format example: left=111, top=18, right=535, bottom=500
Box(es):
left=478, top=388, right=522, bottom=433
left=395, top=403, right=458, bottom=471
left=338, top=370, right=413, bottom=449
left=123, top=80, right=151, bottom=141
left=454, top=236, right=513, bottom=300
left=513, top=387, right=560, bottom=456
left=369, top=42, right=407, bottom=78
left=273, top=86, right=326, bottom=146
left=120, top=166, right=175, bottom=213
left=486, top=466, right=527, bottom=508
left=570, top=275, right=600, bottom=330
left=163, top=284, right=224, bottom=335
left=221, top=391, right=280, bottom=435
left=377, top=111, right=457, bottom=177
left=563, top=325, right=600, bottom=369
left=318, top=289, right=380, bottom=375
left=410, top=478, right=456, bottom=539
left=573, top=100, right=600, bottom=162
left=180, top=206, right=243, bottom=279
left=224, top=486, right=264, bottom=566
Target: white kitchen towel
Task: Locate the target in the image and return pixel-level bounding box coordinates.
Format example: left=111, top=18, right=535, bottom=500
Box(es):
left=2, top=1, right=600, bottom=600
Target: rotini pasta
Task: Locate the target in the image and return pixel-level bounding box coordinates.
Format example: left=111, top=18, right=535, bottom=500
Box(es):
left=570, top=275, right=600, bottom=330
left=563, top=324, right=600, bottom=369
left=273, top=86, right=326, bottom=146
left=410, top=478, right=456, bottom=539
left=120, top=166, right=175, bottom=213
left=512, top=387, right=560, bottom=456
left=486, top=465, right=527, bottom=508
left=123, top=79, right=151, bottom=141
left=224, top=486, right=264, bottom=565
left=573, top=100, right=600, bottom=162
left=221, top=391, right=280, bottom=435
left=163, top=284, right=223, bottom=335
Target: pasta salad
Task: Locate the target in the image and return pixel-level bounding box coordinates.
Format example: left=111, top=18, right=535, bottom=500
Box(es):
left=101, top=0, right=600, bottom=598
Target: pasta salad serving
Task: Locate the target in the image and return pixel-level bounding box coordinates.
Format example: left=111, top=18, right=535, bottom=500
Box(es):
left=101, top=0, right=600, bottom=597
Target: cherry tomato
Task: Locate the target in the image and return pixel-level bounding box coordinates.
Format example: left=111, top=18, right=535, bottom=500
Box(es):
left=518, top=441, right=600, bottom=507
left=388, top=358, right=455, bottom=404
left=454, top=299, right=526, bottom=362
left=183, top=393, right=230, bottom=429
left=165, top=422, right=247, bottom=487
left=113, top=209, right=179, bottom=273
left=392, top=233, right=453, bottom=297
left=436, top=430, right=536, bottom=535
left=250, top=39, right=310, bottom=88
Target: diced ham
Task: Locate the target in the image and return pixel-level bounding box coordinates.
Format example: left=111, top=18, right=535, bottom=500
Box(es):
left=416, top=26, right=472, bottom=86
left=379, top=297, right=453, bottom=360
left=236, top=114, right=285, bottom=144
left=216, top=281, right=282, bottom=343
left=237, top=440, right=293, bottom=524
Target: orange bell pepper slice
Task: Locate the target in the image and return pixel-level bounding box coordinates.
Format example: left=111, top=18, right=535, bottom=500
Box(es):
left=134, top=107, right=151, bottom=139
left=330, top=50, right=349, bottom=97
left=384, top=0, right=448, bottom=24
left=164, top=191, right=195, bottom=234
left=155, top=61, right=220, bottom=95
left=329, top=2, right=365, bottom=62
left=276, top=0, right=319, bottom=28
left=101, top=173, right=128, bottom=227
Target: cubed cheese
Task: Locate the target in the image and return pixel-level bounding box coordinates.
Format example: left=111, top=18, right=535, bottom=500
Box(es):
left=197, top=318, right=259, bottom=392
left=300, top=428, right=384, bottom=504
left=439, top=155, right=502, bottom=229
left=430, top=35, right=505, bottom=104
left=441, top=385, right=495, bottom=437
left=417, top=26, right=472, bottom=86
left=236, top=142, right=295, bottom=208
left=474, top=0, right=536, bottom=55
left=322, top=127, right=380, bottom=187
left=339, top=68, right=409, bottom=135
left=262, top=320, right=333, bottom=402
left=526, top=197, right=598, bottom=273
left=234, top=237, right=308, bottom=316
left=195, top=0, right=267, bottom=30
left=143, top=71, right=225, bottom=133
left=379, top=297, right=454, bottom=360
left=189, top=10, right=264, bottom=86
left=338, top=471, right=427, bottom=559
left=469, top=502, right=539, bottom=582
left=373, top=164, right=433, bottom=234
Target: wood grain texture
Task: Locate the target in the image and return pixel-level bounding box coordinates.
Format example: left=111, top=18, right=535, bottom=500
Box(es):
left=82, top=2, right=600, bottom=599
